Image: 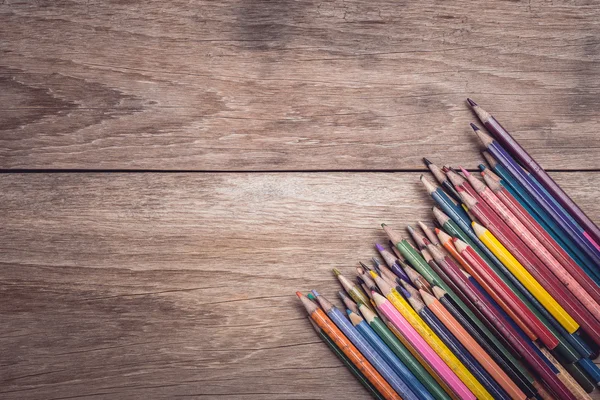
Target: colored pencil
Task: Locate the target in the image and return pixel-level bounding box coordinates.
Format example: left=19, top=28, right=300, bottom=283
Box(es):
left=464, top=167, right=600, bottom=324
left=537, top=346, right=593, bottom=400
left=458, top=189, right=592, bottom=336
left=419, top=221, right=443, bottom=249
left=372, top=273, right=493, bottom=399
left=348, top=310, right=425, bottom=400
left=452, top=236, right=558, bottom=349
left=468, top=98, right=600, bottom=247
left=377, top=243, right=411, bottom=283
left=385, top=224, right=516, bottom=351
left=435, top=205, right=586, bottom=362
left=406, top=292, right=500, bottom=400
left=472, top=124, right=600, bottom=269
left=333, top=268, right=374, bottom=311
left=359, top=304, right=453, bottom=400
left=425, top=244, right=576, bottom=400
left=340, top=290, right=360, bottom=315
left=481, top=166, right=600, bottom=311
left=419, top=246, right=515, bottom=356
left=432, top=286, right=537, bottom=399
left=308, top=317, right=386, bottom=400
left=481, top=152, right=599, bottom=281
left=436, top=229, right=541, bottom=344
left=421, top=175, right=472, bottom=229
left=424, top=158, right=462, bottom=203
left=372, top=290, right=475, bottom=400
left=422, top=289, right=526, bottom=400
left=312, top=291, right=413, bottom=399
left=297, top=292, right=402, bottom=400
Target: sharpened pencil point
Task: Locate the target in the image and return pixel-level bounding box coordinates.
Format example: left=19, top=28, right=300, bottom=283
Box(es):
left=311, top=289, right=320, bottom=297
left=381, top=223, right=387, bottom=228
left=296, top=291, right=303, bottom=298
left=467, top=98, right=478, bottom=107
left=460, top=167, right=470, bottom=177
left=359, top=261, right=369, bottom=270
left=423, top=157, right=432, bottom=166
left=332, top=268, right=341, bottom=276
left=375, top=243, right=385, bottom=252
left=470, top=122, right=480, bottom=131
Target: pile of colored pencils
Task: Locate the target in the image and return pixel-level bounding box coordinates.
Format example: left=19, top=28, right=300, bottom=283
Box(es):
left=297, top=99, right=600, bottom=400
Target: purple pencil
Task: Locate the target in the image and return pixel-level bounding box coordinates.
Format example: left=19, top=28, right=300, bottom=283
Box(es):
left=471, top=124, right=600, bottom=270
left=468, top=98, right=600, bottom=248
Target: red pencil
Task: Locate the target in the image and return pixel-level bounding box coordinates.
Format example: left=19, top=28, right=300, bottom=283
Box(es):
left=458, top=188, right=600, bottom=344
left=436, top=228, right=541, bottom=344
left=464, top=167, right=600, bottom=325
left=425, top=243, right=576, bottom=400
left=481, top=168, right=600, bottom=315
left=452, top=236, right=559, bottom=349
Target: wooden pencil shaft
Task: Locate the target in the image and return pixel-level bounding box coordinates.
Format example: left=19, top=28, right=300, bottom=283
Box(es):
left=383, top=288, right=484, bottom=400
left=432, top=256, right=576, bottom=399
left=442, top=215, right=583, bottom=362
left=489, top=179, right=600, bottom=309
left=487, top=160, right=599, bottom=280
left=417, top=307, right=505, bottom=400
left=300, top=296, right=402, bottom=400
left=485, top=138, right=600, bottom=269
left=437, top=295, right=536, bottom=397
left=465, top=197, right=587, bottom=335
left=425, top=295, right=527, bottom=400
left=311, top=318, right=386, bottom=400
left=374, top=293, right=475, bottom=400
left=365, top=312, right=452, bottom=400
left=462, top=244, right=558, bottom=348
left=473, top=179, right=600, bottom=327
left=473, top=103, right=600, bottom=246
left=322, top=301, right=409, bottom=399
left=351, top=315, right=425, bottom=400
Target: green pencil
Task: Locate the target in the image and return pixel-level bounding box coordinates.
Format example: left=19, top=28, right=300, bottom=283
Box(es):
left=358, top=304, right=451, bottom=400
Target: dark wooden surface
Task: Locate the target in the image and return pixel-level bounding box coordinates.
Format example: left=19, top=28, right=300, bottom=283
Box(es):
left=1, top=1, right=600, bottom=399
left=2, top=0, right=600, bottom=170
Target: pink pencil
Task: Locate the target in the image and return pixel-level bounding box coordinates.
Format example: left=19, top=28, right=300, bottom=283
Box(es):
left=373, top=292, right=475, bottom=400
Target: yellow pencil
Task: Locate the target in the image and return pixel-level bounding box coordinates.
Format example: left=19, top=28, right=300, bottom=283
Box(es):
left=472, top=222, right=579, bottom=333
left=370, top=271, right=493, bottom=400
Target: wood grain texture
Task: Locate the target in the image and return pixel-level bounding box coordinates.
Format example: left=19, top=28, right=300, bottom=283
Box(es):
left=2, top=0, right=600, bottom=170
left=1, top=172, right=599, bottom=399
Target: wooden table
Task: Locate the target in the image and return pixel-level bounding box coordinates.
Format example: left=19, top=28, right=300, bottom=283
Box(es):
left=1, top=1, right=599, bottom=399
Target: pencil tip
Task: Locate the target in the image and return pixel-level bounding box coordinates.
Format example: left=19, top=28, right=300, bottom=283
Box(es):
left=381, top=223, right=387, bottom=228
left=423, top=157, right=432, bottom=166
left=332, top=268, right=341, bottom=276
left=470, top=122, right=480, bottom=131
left=296, top=291, right=303, bottom=298
left=375, top=243, right=385, bottom=252
left=311, top=289, right=320, bottom=297
left=467, top=98, right=478, bottom=107
left=359, top=261, right=369, bottom=269
left=460, top=167, right=470, bottom=177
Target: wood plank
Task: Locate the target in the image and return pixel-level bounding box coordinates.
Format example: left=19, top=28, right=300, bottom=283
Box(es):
left=1, top=0, right=600, bottom=170
left=1, top=171, right=599, bottom=399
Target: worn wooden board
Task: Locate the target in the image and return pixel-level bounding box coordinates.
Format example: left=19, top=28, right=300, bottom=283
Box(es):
left=1, top=172, right=599, bottom=399
left=2, top=0, right=600, bottom=170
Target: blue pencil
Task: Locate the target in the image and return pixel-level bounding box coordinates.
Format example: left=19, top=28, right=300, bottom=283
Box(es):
left=312, top=291, right=414, bottom=400
left=348, top=310, right=434, bottom=400
left=473, top=125, right=600, bottom=270
left=404, top=288, right=510, bottom=400
left=421, top=175, right=472, bottom=229
left=479, top=159, right=600, bottom=284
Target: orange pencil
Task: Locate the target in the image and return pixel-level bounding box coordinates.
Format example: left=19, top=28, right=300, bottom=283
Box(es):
left=435, top=228, right=538, bottom=342
left=424, top=288, right=527, bottom=400
left=297, top=292, right=402, bottom=400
